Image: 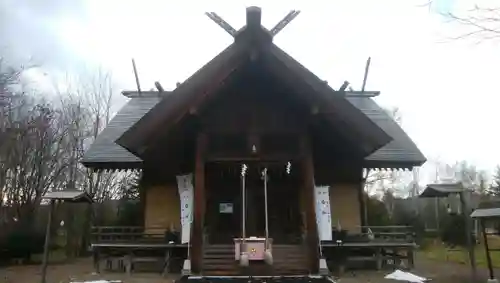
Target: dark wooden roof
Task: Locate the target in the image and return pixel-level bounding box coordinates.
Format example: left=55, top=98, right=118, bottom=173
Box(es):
left=82, top=7, right=425, bottom=170
left=43, top=190, right=93, bottom=203
left=81, top=92, right=425, bottom=169
left=81, top=95, right=162, bottom=169
left=115, top=8, right=392, bottom=158
left=347, top=97, right=426, bottom=168
left=419, top=182, right=465, bottom=198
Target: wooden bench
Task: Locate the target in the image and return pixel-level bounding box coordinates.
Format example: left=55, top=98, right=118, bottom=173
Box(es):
left=321, top=240, right=417, bottom=272
left=92, top=242, right=188, bottom=276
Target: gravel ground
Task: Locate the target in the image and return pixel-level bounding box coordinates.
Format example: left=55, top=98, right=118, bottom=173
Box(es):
left=0, top=254, right=496, bottom=283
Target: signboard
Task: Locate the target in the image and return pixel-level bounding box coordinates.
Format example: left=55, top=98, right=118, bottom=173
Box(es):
left=219, top=203, right=234, bottom=214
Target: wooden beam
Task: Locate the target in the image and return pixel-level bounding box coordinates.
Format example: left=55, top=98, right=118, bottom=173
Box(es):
left=206, top=153, right=300, bottom=162
left=300, top=134, right=319, bottom=273
left=192, top=133, right=207, bottom=273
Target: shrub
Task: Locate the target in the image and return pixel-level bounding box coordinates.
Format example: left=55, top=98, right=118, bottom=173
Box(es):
left=440, top=213, right=475, bottom=247
left=0, top=225, right=45, bottom=263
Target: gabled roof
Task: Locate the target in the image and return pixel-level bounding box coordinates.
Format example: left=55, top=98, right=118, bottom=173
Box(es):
left=43, top=190, right=93, bottom=203
left=471, top=207, right=500, bottom=219
left=419, top=182, right=466, bottom=198
left=82, top=7, right=426, bottom=170
left=81, top=95, right=162, bottom=168
left=81, top=92, right=425, bottom=169
left=115, top=8, right=392, bottom=158
left=347, top=97, right=426, bottom=168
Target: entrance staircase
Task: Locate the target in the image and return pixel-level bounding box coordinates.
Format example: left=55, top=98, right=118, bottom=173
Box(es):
left=202, top=244, right=238, bottom=275
left=202, top=244, right=309, bottom=275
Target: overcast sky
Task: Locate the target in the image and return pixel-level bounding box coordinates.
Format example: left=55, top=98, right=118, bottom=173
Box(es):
left=2, top=0, right=500, bottom=181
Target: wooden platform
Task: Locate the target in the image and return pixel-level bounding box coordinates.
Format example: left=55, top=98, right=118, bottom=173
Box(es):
left=183, top=275, right=334, bottom=283
left=202, top=244, right=309, bottom=276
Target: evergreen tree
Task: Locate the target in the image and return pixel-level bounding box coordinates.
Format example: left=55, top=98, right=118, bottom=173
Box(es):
left=115, top=171, right=142, bottom=226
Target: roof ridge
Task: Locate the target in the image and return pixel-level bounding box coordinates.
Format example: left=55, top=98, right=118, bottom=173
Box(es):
left=122, top=90, right=171, bottom=98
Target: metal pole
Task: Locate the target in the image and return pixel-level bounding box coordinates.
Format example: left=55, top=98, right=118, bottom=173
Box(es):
left=241, top=164, right=247, bottom=248
left=459, top=191, right=477, bottom=282
left=263, top=168, right=269, bottom=248
left=41, top=200, right=55, bottom=283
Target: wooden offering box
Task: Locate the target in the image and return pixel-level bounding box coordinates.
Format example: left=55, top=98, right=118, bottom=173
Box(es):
left=234, top=237, right=273, bottom=261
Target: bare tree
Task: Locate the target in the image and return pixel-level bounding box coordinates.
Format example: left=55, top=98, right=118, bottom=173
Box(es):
left=57, top=69, right=127, bottom=255
left=0, top=57, right=139, bottom=258
left=448, top=5, right=500, bottom=41
left=0, top=58, right=70, bottom=232
left=0, top=91, right=69, bottom=229
left=422, top=1, right=500, bottom=42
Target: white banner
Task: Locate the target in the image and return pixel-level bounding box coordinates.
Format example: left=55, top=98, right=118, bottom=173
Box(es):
left=314, top=186, right=332, bottom=241
left=177, top=173, right=194, bottom=244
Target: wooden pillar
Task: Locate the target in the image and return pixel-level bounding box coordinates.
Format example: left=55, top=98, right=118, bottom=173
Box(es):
left=41, top=200, right=55, bottom=283
left=459, top=191, right=477, bottom=282
left=139, top=170, right=147, bottom=226
left=358, top=168, right=367, bottom=229
left=192, top=133, right=207, bottom=273
left=481, top=219, right=495, bottom=280
left=300, top=135, right=319, bottom=273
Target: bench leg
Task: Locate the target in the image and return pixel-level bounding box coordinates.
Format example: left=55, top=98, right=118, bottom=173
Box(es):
left=93, top=250, right=100, bottom=274
left=338, top=264, right=345, bottom=276
left=375, top=248, right=382, bottom=270
left=408, top=249, right=415, bottom=269
left=162, top=250, right=171, bottom=277
left=124, top=255, right=132, bottom=276
left=118, top=258, right=125, bottom=272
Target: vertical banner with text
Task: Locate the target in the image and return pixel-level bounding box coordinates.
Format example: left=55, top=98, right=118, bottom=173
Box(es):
left=314, top=186, right=332, bottom=241
left=177, top=173, right=194, bottom=244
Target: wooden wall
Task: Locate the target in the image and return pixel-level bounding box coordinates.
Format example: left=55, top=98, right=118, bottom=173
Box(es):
left=141, top=177, right=362, bottom=236
left=144, top=184, right=180, bottom=233
left=329, top=183, right=361, bottom=233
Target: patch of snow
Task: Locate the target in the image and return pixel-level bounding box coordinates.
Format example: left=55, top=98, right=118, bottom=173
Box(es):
left=384, top=270, right=428, bottom=283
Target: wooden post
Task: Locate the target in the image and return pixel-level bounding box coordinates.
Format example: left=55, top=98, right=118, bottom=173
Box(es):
left=192, top=133, right=207, bottom=273
left=481, top=219, right=495, bottom=280
left=300, top=135, right=319, bottom=273
left=41, top=200, right=55, bottom=283
left=139, top=171, right=147, bottom=226
left=459, top=191, right=477, bottom=282
left=358, top=168, right=367, bottom=230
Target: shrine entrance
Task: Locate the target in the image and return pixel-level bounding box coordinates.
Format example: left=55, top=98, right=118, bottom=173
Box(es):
left=204, top=161, right=303, bottom=244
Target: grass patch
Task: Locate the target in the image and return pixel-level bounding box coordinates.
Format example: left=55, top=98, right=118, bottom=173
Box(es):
left=420, top=236, right=500, bottom=268
left=30, top=249, right=68, bottom=264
